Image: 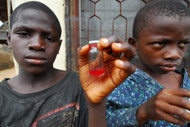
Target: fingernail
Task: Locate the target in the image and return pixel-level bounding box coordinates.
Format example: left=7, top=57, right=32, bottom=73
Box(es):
left=115, top=43, right=122, bottom=48
left=77, top=47, right=82, bottom=52
left=116, top=60, right=124, bottom=66
left=102, top=38, right=109, bottom=45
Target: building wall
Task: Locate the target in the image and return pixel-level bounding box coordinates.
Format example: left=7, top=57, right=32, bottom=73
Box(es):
left=12, top=0, right=66, bottom=74
left=80, top=0, right=145, bottom=43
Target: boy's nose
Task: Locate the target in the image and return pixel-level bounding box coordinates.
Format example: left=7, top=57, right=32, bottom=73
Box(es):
left=28, top=35, right=45, bottom=51
left=163, top=48, right=181, bottom=60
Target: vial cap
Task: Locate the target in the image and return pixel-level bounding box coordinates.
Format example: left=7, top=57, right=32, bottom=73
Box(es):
left=89, top=40, right=99, bottom=44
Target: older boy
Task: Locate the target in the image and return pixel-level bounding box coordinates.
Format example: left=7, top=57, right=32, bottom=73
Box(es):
left=107, top=0, right=190, bottom=126
left=0, top=1, right=136, bottom=127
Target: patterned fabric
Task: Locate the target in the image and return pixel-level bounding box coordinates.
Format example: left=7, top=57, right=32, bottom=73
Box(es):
left=106, top=68, right=190, bottom=127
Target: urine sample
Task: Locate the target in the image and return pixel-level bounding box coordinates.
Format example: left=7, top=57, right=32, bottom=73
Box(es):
left=89, top=40, right=105, bottom=77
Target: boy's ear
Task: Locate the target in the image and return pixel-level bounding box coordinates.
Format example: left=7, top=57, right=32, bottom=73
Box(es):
left=57, top=39, right=62, bottom=54
left=128, top=37, right=137, bottom=51
left=7, top=30, right=12, bottom=48
left=59, top=39, right=62, bottom=46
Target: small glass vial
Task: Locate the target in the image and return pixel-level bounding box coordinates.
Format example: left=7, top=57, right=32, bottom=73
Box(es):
left=89, top=40, right=105, bottom=77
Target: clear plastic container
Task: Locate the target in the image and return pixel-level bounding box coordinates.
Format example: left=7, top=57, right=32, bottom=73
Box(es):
left=89, top=40, right=105, bottom=77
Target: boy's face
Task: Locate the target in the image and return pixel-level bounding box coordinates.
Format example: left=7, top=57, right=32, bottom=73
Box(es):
left=134, top=16, right=190, bottom=74
left=8, top=9, right=61, bottom=74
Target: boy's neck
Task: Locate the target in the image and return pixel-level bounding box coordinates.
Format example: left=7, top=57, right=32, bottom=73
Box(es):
left=135, top=61, right=183, bottom=89
left=7, top=69, right=66, bottom=94
left=148, top=71, right=182, bottom=89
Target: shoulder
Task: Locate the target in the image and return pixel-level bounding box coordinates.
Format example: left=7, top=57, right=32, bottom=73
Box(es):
left=65, top=71, right=80, bottom=83
left=60, top=71, right=82, bottom=91
left=0, top=78, right=9, bottom=87
left=182, top=69, right=190, bottom=89
left=0, top=79, right=9, bottom=103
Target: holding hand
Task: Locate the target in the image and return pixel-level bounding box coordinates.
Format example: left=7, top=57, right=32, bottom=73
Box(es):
left=137, top=88, right=190, bottom=125
left=78, top=36, right=136, bottom=104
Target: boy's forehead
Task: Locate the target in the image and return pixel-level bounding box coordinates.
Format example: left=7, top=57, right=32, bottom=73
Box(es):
left=19, top=8, right=49, bottom=19
left=11, top=9, right=59, bottom=34
left=137, top=16, right=190, bottom=39
left=14, top=9, right=54, bottom=26
left=142, top=15, right=190, bottom=30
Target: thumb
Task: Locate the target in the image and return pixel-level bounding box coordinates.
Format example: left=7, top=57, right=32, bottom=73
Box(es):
left=78, top=45, right=90, bottom=68
left=113, top=60, right=136, bottom=86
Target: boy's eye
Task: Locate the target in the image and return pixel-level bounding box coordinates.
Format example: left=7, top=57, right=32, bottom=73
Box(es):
left=178, top=41, right=189, bottom=47
left=151, top=42, right=164, bottom=47
left=45, top=36, right=55, bottom=42
left=17, top=31, right=29, bottom=37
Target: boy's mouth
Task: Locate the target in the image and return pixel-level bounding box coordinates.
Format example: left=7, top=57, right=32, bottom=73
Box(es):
left=159, top=64, right=178, bottom=71
left=25, top=56, right=47, bottom=65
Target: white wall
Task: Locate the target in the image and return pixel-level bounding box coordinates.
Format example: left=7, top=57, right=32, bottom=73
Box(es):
left=11, top=0, right=66, bottom=73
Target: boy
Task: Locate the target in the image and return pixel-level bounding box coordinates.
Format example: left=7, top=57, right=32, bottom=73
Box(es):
left=0, top=1, right=136, bottom=127
left=106, top=0, right=190, bottom=126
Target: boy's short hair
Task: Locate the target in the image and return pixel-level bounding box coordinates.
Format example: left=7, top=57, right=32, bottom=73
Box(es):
left=133, top=0, right=190, bottom=39
left=10, top=1, right=62, bottom=38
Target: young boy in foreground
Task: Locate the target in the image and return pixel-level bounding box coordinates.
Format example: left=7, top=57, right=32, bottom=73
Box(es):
left=106, top=0, right=190, bottom=126
left=0, top=1, right=136, bottom=127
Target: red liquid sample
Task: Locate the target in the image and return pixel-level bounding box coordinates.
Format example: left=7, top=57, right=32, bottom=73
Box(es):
left=89, top=43, right=97, bottom=48
left=89, top=68, right=105, bottom=77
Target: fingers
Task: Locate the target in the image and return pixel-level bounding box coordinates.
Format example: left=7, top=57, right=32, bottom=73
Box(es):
left=162, top=95, right=190, bottom=111
left=157, top=89, right=190, bottom=108
left=78, top=45, right=90, bottom=68
left=144, top=89, right=190, bottom=124
left=157, top=89, right=190, bottom=118
left=98, top=37, right=125, bottom=52
left=78, top=36, right=136, bottom=104
left=157, top=110, right=186, bottom=125
left=103, top=60, right=136, bottom=91
left=98, top=36, right=136, bottom=60
left=166, top=89, right=190, bottom=98
left=157, top=102, right=190, bottom=124
left=97, top=36, right=136, bottom=88
left=98, top=36, right=123, bottom=51
left=115, top=60, right=136, bottom=80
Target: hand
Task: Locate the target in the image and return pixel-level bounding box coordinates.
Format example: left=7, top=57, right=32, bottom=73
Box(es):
left=78, top=36, right=136, bottom=104
left=137, top=88, right=190, bottom=125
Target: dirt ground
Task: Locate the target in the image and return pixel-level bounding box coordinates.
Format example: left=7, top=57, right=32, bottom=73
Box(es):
left=0, top=67, right=16, bottom=81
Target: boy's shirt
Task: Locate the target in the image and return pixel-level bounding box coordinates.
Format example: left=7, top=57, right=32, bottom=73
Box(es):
left=0, top=71, right=88, bottom=127
left=106, top=68, right=190, bottom=127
